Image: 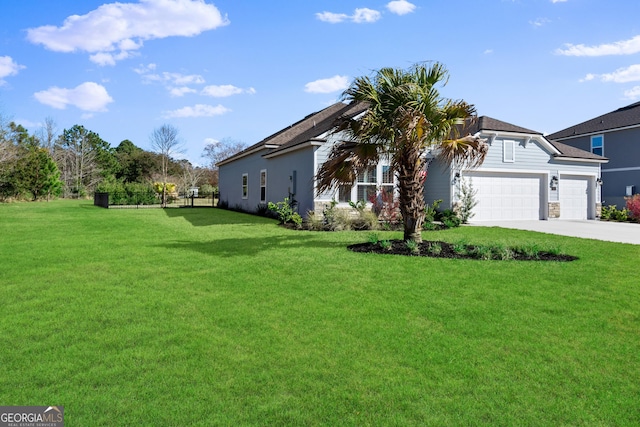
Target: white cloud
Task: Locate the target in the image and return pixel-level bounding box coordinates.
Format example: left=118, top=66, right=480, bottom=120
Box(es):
left=483, top=49, right=494, bottom=55
left=163, top=103, right=230, bottom=118
left=316, top=12, right=349, bottom=23
left=353, top=8, right=381, bottom=23
left=34, top=82, right=114, bottom=111
left=624, top=86, right=640, bottom=100
left=169, top=86, right=198, bottom=97
left=530, top=18, right=550, bottom=28
left=201, top=84, right=256, bottom=97
left=582, top=64, right=640, bottom=83
left=305, top=75, right=350, bottom=94
left=0, top=56, right=25, bottom=84
left=551, top=0, right=568, bottom=3
left=386, top=0, right=416, bottom=15
left=26, top=0, right=229, bottom=66
left=316, top=8, right=381, bottom=24
left=203, top=137, right=219, bottom=146
left=557, top=35, right=640, bottom=56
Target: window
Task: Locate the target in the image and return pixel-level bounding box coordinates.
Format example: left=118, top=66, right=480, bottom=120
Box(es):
left=338, top=185, right=352, bottom=203
left=503, top=140, right=515, bottom=163
left=356, top=166, right=377, bottom=203
left=260, top=170, right=267, bottom=202
left=242, top=173, right=248, bottom=199
left=591, top=135, right=604, bottom=156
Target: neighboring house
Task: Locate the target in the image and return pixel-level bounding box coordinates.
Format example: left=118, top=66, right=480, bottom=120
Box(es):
left=425, top=117, right=607, bottom=221
left=547, top=101, right=640, bottom=208
left=218, top=102, right=606, bottom=221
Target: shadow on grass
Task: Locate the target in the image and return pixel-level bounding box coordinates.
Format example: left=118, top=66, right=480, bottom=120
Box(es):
left=160, top=234, right=344, bottom=258
left=163, top=207, right=276, bottom=227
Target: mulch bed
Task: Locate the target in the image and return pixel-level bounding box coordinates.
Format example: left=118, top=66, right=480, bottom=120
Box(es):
left=348, top=240, right=578, bottom=262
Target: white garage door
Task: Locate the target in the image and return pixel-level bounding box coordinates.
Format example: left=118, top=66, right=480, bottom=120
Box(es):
left=560, top=176, right=590, bottom=219
left=466, top=172, right=543, bottom=221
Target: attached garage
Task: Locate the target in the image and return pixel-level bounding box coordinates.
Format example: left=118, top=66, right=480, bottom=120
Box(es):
left=559, top=175, right=591, bottom=219
left=465, top=172, right=545, bottom=221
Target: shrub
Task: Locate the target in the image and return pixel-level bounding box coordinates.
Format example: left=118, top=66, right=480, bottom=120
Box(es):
left=425, top=199, right=442, bottom=223
left=455, top=177, right=478, bottom=224
left=438, top=209, right=461, bottom=228
left=379, top=240, right=392, bottom=251
left=625, top=194, right=640, bottom=221
left=370, top=188, right=401, bottom=225
left=405, top=239, right=420, bottom=254
left=305, top=211, right=325, bottom=231
left=268, top=197, right=298, bottom=224
left=600, top=204, right=629, bottom=222
left=427, top=242, right=442, bottom=256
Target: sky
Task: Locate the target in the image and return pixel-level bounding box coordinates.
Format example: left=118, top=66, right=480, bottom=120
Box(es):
left=1, top=0, right=640, bottom=164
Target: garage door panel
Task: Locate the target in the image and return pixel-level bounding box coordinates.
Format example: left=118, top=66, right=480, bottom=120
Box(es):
left=560, top=176, right=590, bottom=220
left=467, top=173, right=542, bottom=221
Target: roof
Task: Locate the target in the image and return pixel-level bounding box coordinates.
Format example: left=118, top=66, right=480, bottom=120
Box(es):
left=463, top=116, right=542, bottom=135
left=547, top=101, right=640, bottom=140
left=466, top=115, right=607, bottom=162
left=217, top=102, right=367, bottom=165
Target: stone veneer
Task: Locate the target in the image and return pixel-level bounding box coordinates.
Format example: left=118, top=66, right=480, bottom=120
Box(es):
left=548, top=202, right=560, bottom=219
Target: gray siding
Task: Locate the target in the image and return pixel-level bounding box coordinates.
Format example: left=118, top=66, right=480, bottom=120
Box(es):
left=218, top=149, right=269, bottom=212
left=555, top=127, right=640, bottom=207
left=424, top=159, right=452, bottom=208
left=267, top=147, right=316, bottom=214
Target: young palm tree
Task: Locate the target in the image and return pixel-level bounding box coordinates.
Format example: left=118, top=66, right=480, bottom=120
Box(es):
left=316, top=62, right=488, bottom=242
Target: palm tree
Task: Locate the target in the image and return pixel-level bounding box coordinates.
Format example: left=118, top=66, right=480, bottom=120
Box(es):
left=316, top=62, right=488, bottom=243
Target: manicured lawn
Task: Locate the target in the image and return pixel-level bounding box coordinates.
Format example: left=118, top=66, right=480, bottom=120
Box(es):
left=1, top=200, right=639, bottom=426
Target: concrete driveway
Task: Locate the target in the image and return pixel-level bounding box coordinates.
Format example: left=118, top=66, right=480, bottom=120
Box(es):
left=469, top=219, right=640, bottom=245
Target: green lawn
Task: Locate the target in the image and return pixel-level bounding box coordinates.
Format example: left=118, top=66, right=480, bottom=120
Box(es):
left=1, top=200, right=639, bottom=426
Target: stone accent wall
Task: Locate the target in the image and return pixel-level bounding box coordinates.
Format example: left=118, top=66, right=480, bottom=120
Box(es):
left=548, top=202, right=560, bottom=219
left=596, top=202, right=602, bottom=219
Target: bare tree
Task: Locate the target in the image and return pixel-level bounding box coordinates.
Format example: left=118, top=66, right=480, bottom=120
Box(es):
left=202, top=137, right=248, bottom=170
left=177, top=160, right=206, bottom=195
left=37, top=117, right=58, bottom=156
left=150, top=124, right=184, bottom=207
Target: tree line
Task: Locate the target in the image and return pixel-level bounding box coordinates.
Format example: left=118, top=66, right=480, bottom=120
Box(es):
left=0, top=113, right=247, bottom=203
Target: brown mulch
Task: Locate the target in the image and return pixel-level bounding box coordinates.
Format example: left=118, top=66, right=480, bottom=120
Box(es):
left=348, top=240, right=578, bottom=262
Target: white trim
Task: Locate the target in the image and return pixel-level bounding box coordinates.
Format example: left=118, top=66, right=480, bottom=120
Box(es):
left=591, top=134, right=604, bottom=157
left=602, top=166, right=640, bottom=173
left=550, top=122, right=640, bottom=141
left=241, top=173, right=248, bottom=199
left=217, top=144, right=279, bottom=167
left=259, top=169, right=267, bottom=203
left=503, top=140, right=515, bottom=163
left=553, top=156, right=608, bottom=164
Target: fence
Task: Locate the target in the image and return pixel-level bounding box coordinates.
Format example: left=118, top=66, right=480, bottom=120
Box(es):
left=94, top=191, right=219, bottom=208
left=94, top=191, right=161, bottom=209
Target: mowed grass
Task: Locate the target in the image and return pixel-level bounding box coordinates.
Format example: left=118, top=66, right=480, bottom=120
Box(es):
left=1, top=200, right=639, bottom=426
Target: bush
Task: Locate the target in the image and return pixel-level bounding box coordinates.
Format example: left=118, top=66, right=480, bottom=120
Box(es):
left=625, top=194, right=640, bottom=221
left=268, top=197, right=300, bottom=227
left=437, top=209, right=461, bottom=228
left=601, top=204, right=629, bottom=222
left=455, top=177, right=477, bottom=224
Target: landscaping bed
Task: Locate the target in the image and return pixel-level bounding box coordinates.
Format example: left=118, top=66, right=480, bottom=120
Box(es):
left=348, top=239, right=578, bottom=261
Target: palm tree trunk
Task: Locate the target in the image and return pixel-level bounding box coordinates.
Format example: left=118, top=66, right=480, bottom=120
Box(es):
left=397, top=147, right=426, bottom=243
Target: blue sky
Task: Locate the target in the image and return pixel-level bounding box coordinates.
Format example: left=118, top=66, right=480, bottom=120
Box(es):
left=1, top=0, right=640, bottom=164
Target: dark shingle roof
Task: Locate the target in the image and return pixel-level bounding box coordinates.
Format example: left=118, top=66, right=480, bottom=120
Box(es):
left=217, top=102, right=367, bottom=165
left=466, top=116, right=606, bottom=162
left=548, top=139, right=607, bottom=161
left=547, top=101, right=640, bottom=140
left=462, top=116, right=542, bottom=135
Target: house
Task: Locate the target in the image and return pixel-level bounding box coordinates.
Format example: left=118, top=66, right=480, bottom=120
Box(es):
left=547, top=101, right=640, bottom=208
left=425, top=117, right=607, bottom=221
left=218, top=102, right=607, bottom=221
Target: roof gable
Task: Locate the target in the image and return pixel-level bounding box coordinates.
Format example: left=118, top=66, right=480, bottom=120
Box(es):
left=217, top=102, right=367, bottom=165
left=547, top=101, right=640, bottom=140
